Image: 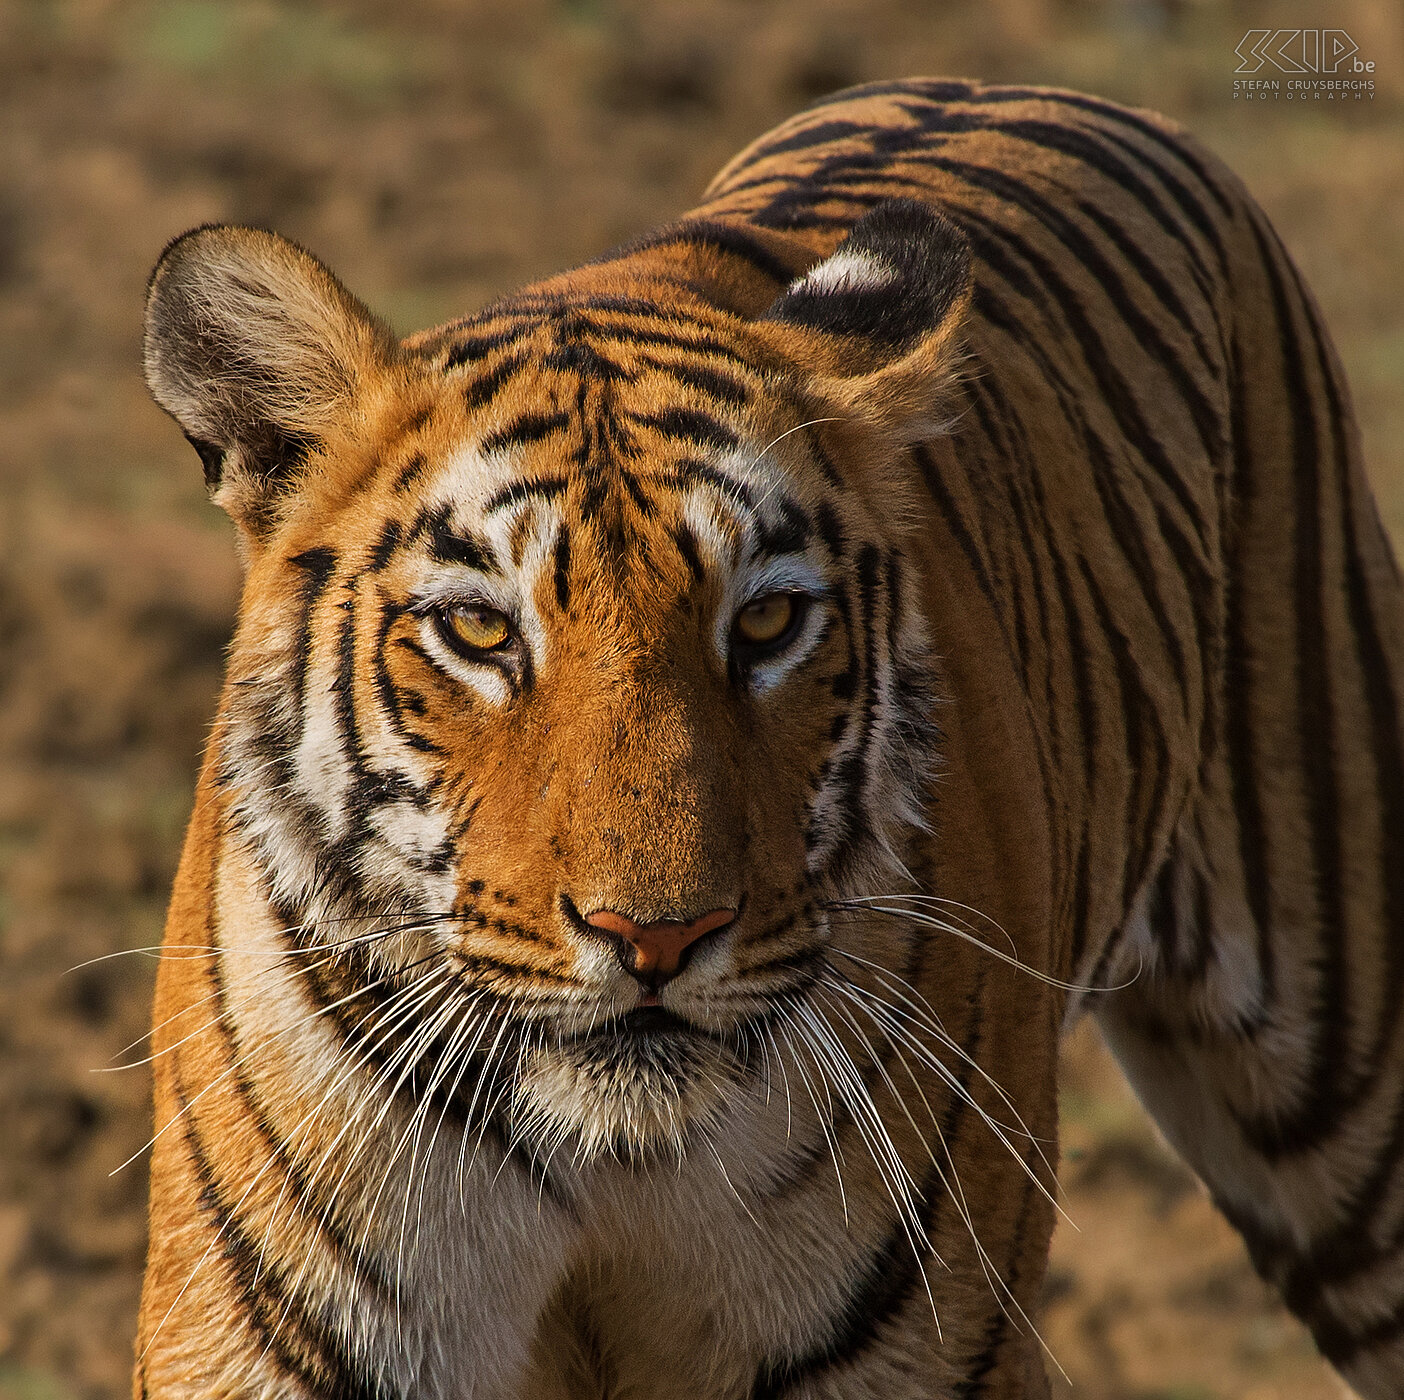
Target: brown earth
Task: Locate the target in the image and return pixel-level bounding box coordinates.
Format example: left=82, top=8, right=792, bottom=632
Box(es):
left=1, top=1, right=1401, bottom=1396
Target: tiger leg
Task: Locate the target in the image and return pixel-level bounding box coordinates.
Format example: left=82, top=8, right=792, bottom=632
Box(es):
left=1094, top=790, right=1404, bottom=1400
left=1094, top=199, right=1404, bottom=1400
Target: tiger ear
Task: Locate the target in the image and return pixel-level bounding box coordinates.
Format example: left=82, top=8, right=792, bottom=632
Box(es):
left=143, top=224, right=399, bottom=542
left=759, top=199, right=972, bottom=443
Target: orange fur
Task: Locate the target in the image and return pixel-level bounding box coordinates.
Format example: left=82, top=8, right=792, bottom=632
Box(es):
left=136, top=81, right=1404, bottom=1398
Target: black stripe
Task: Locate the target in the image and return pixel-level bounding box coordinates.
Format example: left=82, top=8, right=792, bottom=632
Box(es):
left=1222, top=335, right=1278, bottom=1013
left=208, top=951, right=395, bottom=1300
left=817, top=545, right=883, bottom=878
left=484, top=476, right=568, bottom=515
left=893, top=99, right=1231, bottom=273
left=630, top=406, right=739, bottom=453
left=604, top=218, right=798, bottom=286
left=418, top=508, right=497, bottom=573
left=977, top=85, right=1238, bottom=217
left=1306, top=292, right=1404, bottom=1076
left=1232, top=216, right=1349, bottom=1156
left=952, top=1164, right=1041, bottom=1399
left=747, top=118, right=871, bottom=160
left=970, top=237, right=1218, bottom=768
left=270, top=912, right=569, bottom=1213
left=372, top=594, right=437, bottom=762
left=960, top=377, right=1074, bottom=925
left=393, top=452, right=430, bottom=494
left=922, top=152, right=1221, bottom=429
left=756, top=497, right=812, bottom=556
left=367, top=518, right=403, bottom=572
left=634, top=353, right=752, bottom=406
left=813, top=498, right=846, bottom=559
left=540, top=338, right=628, bottom=381
left=793, top=77, right=975, bottom=113
left=443, top=325, right=530, bottom=369
left=617, top=467, right=657, bottom=519
left=553, top=524, right=572, bottom=611
left=575, top=321, right=757, bottom=368
left=993, top=113, right=1229, bottom=271
left=453, top=951, right=580, bottom=987
left=955, top=204, right=1218, bottom=555
left=751, top=991, right=985, bottom=1397
left=286, top=548, right=340, bottom=782
left=1074, top=549, right=1174, bottom=915
left=672, top=521, right=705, bottom=584
left=1277, top=1082, right=1404, bottom=1314
left=464, top=350, right=531, bottom=410
left=479, top=410, right=571, bottom=455
left=659, top=458, right=755, bottom=511
left=172, top=1062, right=393, bottom=1400
left=911, top=444, right=1004, bottom=637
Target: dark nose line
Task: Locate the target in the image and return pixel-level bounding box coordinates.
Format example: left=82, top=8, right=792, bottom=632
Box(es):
left=580, top=906, right=736, bottom=987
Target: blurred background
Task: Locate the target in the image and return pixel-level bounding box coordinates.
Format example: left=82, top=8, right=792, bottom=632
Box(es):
left=1, top=1, right=1400, bottom=1396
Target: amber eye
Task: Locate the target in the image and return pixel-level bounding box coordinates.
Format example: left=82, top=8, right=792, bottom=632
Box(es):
left=733, top=593, right=802, bottom=653
left=437, top=603, right=513, bottom=656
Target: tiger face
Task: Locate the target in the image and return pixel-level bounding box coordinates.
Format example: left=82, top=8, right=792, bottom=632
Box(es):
left=143, top=203, right=970, bottom=1166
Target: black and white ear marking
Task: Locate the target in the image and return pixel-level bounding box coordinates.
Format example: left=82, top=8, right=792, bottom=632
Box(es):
left=765, top=199, right=972, bottom=355
left=758, top=200, right=974, bottom=444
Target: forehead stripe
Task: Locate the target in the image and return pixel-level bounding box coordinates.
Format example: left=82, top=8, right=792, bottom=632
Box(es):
left=662, top=459, right=755, bottom=511
left=484, top=476, right=569, bottom=516
left=464, top=351, right=531, bottom=410
left=629, top=407, right=739, bottom=453
left=478, top=409, right=570, bottom=455
left=443, top=323, right=530, bottom=371
left=634, top=354, right=751, bottom=407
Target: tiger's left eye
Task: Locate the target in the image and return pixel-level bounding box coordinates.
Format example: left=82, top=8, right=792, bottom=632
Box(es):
left=734, top=593, right=803, bottom=653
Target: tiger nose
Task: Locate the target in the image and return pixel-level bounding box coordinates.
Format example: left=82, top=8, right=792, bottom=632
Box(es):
left=582, top=907, right=736, bottom=989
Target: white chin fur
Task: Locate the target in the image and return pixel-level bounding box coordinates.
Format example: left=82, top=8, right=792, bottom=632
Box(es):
left=508, top=1033, right=740, bottom=1166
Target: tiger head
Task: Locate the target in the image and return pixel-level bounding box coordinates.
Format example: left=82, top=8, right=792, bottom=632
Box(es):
left=143, top=202, right=972, bottom=1165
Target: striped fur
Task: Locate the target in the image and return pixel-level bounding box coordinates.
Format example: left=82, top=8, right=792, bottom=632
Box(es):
left=135, top=79, right=1404, bottom=1398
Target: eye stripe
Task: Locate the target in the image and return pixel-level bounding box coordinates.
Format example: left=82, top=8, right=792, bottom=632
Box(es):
left=672, top=522, right=706, bottom=584
left=422, top=514, right=497, bottom=572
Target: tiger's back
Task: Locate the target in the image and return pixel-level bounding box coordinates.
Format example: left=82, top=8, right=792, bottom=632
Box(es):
left=136, top=80, right=1404, bottom=1398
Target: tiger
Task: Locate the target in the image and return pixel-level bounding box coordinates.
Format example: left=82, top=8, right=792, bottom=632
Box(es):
left=133, top=77, right=1404, bottom=1398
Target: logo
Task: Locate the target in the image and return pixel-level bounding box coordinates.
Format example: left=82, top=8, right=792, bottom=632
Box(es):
left=1233, top=29, right=1376, bottom=101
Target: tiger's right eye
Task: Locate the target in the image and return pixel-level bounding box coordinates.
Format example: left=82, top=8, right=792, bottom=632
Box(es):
left=436, top=604, right=513, bottom=656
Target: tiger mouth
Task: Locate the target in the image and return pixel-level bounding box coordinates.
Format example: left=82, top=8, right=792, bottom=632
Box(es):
left=614, top=1005, right=692, bottom=1036
left=564, top=1004, right=714, bottom=1058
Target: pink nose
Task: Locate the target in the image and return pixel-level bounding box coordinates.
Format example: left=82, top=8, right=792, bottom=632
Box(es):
left=582, top=907, right=736, bottom=985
